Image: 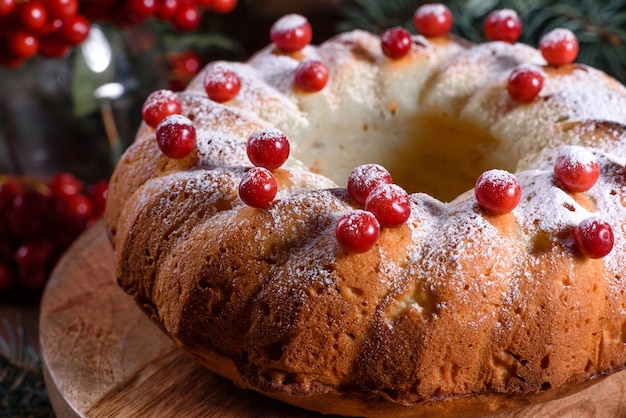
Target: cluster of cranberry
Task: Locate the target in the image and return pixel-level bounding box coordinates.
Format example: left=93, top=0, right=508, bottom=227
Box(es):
left=142, top=90, right=289, bottom=208
left=203, top=13, right=330, bottom=103
left=0, top=0, right=90, bottom=67
left=336, top=165, right=411, bottom=253
left=0, top=0, right=238, bottom=68
left=80, top=0, right=237, bottom=32
left=474, top=147, right=613, bottom=259
left=0, top=173, right=108, bottom=295
left=380, top=4, right=578, bottom=103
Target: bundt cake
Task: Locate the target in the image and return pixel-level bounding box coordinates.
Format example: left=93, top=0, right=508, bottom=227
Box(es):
left=104, top=5, right=626, bottom=417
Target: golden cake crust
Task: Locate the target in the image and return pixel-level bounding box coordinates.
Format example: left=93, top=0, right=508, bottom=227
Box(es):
left=105, top=27, right=626, bottom=417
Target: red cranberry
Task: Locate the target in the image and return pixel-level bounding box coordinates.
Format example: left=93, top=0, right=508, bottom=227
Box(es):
left=18, top=1, right=47, bottom=31
left=8, top=31, right=39, bottom=59
left=0, top=0, right=16, bottom=16
left=155, top=0, right=178, bottom=20
left=483, top=9, right=522, bottom=43
left=46, top=0, right=78, bottom=19
left=211, top=0, right=238, bottom=14
left=155, top=114, right=197, bottom=159
left=238, top=167, right=278, bottom=208
left=294, top=59, right=329, bottom=92
left=15, top=240, right=53, bottom=273
left=335, top=210, right=380, bottom=253
left=381, top=27, right=412, bottom=59
left=475, top=169, right=521, bottom=215
left=347, top=164, right=393, bottom=205
left=554, top=146, right=600, bottom=192
left=270, top=14, right=312, bottom=52
left=204, top=67, right=241, bottom=103
left=172, top=3, right=200, bottom=32
left=574, top=217, right=613, bottom=259
left=246, top=128, right=290, bottom=170
left=413, top=3, right=453, bottom=37
left=142, top=89, right=182, bottom=128
left=59, top=14, right=90, bottom=46
left=507, top=65, right=544, bottom=103
left=364, top=184, right=411, bottom=227
left=49, top=172, right=81, bottom=199
left=87, top=180, right=109, bottom=219
left=539, top=28, right=579, bottom=66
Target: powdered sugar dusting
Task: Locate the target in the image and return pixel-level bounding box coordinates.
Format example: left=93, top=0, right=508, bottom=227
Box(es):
left=271, top=14, right=308, bottom=34
left=540, top=28, right=577, bottom=48
left=416, top=3, right=449, bottom=18
left=490, top=8, right=519, bottom=21
left=557, top=145, right=598, bottom=169
left=478, top=169, right=517, bottom=187
left=158, top=113, right=193, bottom=129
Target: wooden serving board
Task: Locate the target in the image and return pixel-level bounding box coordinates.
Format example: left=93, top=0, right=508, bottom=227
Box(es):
left=39, top=221, right=626, bottom=417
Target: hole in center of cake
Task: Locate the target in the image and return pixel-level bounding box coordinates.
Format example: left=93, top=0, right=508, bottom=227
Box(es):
left=292, top=112, right=514, bottom=202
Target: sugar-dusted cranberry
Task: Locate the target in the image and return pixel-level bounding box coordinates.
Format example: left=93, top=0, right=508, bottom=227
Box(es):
left=246, top=128, right=290, bottom=170
left=539, top=28, right=579, bottom=66
left=156, top=114, right=196, bottom=158
left=270, top=13, right=312, bottom=52
left=295, top=59, right=328, bottom=92
left=204, top=67, right=241, bottom=103
left=347, top=164, right=393, bottom=205
left=574, top=217, right=614, bottom=259
left=381, top=27, right=412, bottom=59
left=364, top=183, right=411, bottom=227
left=413, top=3, right=453, bottom=37
left=238, top=167, right=277, bottom=208
left=142, top=89, right=182, bottom=128
left=475, top=169, right=521, bottom=215
left=483, top=9, right=522, bottom=43
left=507, top=65, right=544, bottom=103
left=554, top=146, right=600, bottom=193
left=335, top=210, right=380, bottom=253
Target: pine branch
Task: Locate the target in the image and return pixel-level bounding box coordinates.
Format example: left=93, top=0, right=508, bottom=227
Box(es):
left=0, top=317, right=53, bottom=418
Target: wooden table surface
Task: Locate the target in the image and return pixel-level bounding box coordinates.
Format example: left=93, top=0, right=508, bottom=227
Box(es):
left=38, top=221, right=626, bottom=417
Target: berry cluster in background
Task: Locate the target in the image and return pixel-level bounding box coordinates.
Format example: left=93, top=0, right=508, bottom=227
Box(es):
left=0, top=0, right=238, bottom=68
left=0, top=173, right=108, bottom=297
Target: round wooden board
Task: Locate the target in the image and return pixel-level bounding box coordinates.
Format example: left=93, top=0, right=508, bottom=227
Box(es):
left=39, top=220, right=626, bottom=418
